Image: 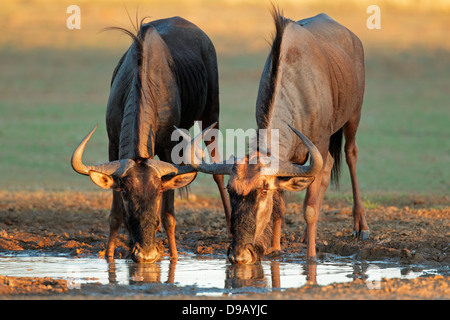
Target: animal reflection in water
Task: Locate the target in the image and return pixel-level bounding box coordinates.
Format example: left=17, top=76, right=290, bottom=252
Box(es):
left=104, top=258, right=375, bottom=292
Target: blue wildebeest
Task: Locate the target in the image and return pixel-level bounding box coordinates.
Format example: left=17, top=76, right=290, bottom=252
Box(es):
left=187, top=8, right=369, bottom=263
left=71, top=17, right=231, bottom=263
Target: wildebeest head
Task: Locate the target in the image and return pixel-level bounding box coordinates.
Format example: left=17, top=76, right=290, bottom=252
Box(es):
left=71, top=125, right=197, bottom=263
left=181, top=124, right=323, bottom=264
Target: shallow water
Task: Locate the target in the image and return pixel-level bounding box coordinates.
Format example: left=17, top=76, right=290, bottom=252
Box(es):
left=0, top=252, right=441, bottom=296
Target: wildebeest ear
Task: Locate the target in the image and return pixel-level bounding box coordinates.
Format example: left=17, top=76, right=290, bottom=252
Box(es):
left=89, top=170, right=117, bottom=189
left=161, top=172, right=197, bottom=191
left=276, top=176, right=315, bottom=192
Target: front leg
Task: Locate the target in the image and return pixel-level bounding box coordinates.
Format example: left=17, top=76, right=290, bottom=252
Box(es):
left=300, top=152, right=333, bottom=246
left=303, top=181, right=321, bottom=259
left=266, top=190, right=285, bottom=255
left=161, top=189, right=178, bottom=260
left=107, top=190, right=124, bottom=258
left=302, top=152, right=333, bottom=259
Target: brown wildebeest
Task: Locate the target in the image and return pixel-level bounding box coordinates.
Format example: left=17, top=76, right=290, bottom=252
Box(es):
left=71, top=17, right=231, bottom=263
left=186, top=8, right=369, bottom=263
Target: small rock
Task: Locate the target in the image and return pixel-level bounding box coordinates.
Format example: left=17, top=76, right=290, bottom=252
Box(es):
left=196, top=245, right=213, bottom=255
left=98, top=250, right=105, bottom=258
left=401, top=248, right=412, bottom=258
left=412, top=252, right=425, bottom=263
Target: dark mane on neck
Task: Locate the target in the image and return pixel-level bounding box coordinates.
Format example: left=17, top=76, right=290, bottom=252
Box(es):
left=104, top=15, right=150, bottom=82
left=104, top=17, right=157, bottom=101
left=105, top=18, right=160, bottom=159
left=258, top=6, right=291, bottom=129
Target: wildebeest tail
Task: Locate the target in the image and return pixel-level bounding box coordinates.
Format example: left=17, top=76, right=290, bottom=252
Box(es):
left=329, top=128, right=343, bottom=187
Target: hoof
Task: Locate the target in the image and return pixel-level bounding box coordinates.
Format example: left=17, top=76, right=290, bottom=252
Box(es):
left=352, top=230, right=370, bottom=240
left=360, top=230, right=370, bottom=240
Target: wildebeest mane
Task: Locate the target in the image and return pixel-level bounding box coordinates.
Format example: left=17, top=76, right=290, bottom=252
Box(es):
left=258, top=6, right=292, bottom=129
left=105, top=16, right=150, bottom=86
left=105, top=18, right=163, bottom=159
left=106, top=17, right=208, bottom=132
left=107, top=19, right=160, bottom=104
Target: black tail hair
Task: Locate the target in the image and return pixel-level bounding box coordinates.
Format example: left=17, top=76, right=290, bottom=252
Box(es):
left=329, top=128, right=343, bottom=188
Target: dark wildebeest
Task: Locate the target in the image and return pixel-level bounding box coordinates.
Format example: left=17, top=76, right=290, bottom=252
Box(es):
left=71, top=17, right=231, bottom=263
left=187, top=9, right=369, bottom=263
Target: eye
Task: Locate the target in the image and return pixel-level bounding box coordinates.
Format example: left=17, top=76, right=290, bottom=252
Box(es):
left=261, top=189, right=268, bottom=196
left=120, top=189, right=128, bottom=197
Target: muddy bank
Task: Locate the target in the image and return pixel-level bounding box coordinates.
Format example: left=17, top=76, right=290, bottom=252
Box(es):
left=0, top=191, right=449, bottom=299
left=1, top=273, right=447, bottom=300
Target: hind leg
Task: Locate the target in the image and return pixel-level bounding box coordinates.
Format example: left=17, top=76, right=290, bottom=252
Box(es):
left=213, top=174, right=232, bottom=235
left=202, top=121, right=232, bottom=236
left=343, top=115, right=370, bottom=239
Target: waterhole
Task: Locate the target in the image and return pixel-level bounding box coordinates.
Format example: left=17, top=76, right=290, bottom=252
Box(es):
left=0, top=252, right=440, bottom=296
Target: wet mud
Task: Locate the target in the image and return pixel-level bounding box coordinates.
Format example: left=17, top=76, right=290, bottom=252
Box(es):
left=0, top=191, right=448, bottom=299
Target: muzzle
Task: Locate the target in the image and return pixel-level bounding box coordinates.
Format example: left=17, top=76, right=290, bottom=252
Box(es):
left=131, top=243, right=160, bottom=263
left=227, top=243, right=258, bottom=264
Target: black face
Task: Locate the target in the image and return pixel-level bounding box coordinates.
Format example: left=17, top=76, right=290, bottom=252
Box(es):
left=88, top=159, right=197, bottom=263
left=227, top=186, right=274, bottom=264
left=119, top=164, right=163, bottom=263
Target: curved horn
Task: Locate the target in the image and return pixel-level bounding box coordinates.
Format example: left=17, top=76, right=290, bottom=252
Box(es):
left=274, top=125, right=323, bottom=177
left=175, top=122, right=233, bottom=175
left=71, top=125, right=135, bottom=177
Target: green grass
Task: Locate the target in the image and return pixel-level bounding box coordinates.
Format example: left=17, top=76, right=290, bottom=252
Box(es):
left=355, top=48, right=450, bottom=195
left=0, top=45, right=448, bottom=199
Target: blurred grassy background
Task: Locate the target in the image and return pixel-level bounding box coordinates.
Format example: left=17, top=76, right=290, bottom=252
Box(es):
left=0, top=0, right=449, bottom=202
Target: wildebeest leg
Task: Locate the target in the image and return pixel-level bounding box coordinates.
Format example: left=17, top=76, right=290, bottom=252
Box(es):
left=161, top=189, right=178, bottom=260
left=106, top=139, right=123, bottom=258
left=213, top=174, right=231, bottom=235
left=157, top=149, right=179, bottom=260
left=203, top=122, right=232, bottom=236
left=107, top=190, right=124, bottom=258
left=301, top=151, right=333, bottom=259
left=267, top=191, right=285, bottom=255
left=300, top=152, right=334, bottom=244
left=302, top=179, right=321, bottom=259
left=343, top=116, right=370, bottom=239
